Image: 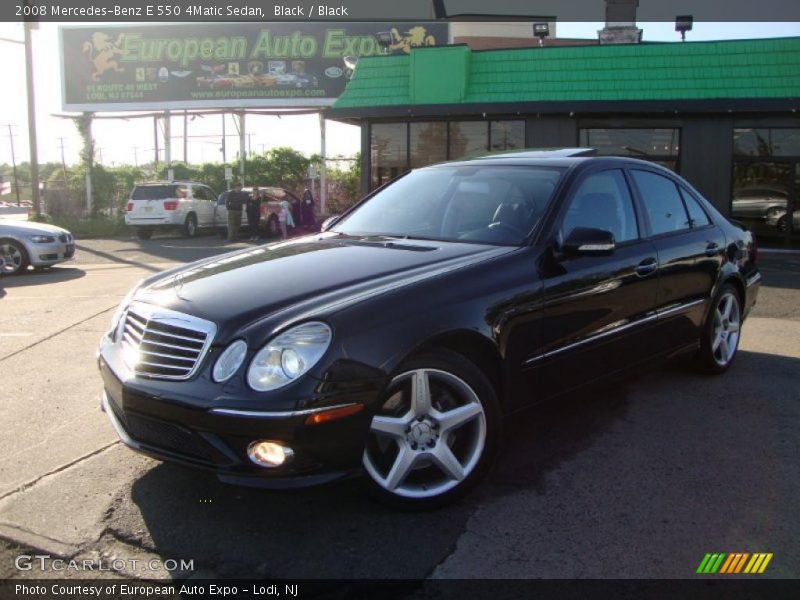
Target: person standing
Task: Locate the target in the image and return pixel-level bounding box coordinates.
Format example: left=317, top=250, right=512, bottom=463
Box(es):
left=301, top=188, right=315, bottom=230
left=225, top=182, right=245, bottom=242
left=247, top=186, right=262, bottom=241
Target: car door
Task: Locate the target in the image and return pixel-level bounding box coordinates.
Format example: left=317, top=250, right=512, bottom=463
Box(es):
left=530, top=168, right=660, bottom=396
left=215, top=192, right=228, bottom=227
left=628, top=168, right=725, bottom=349
left=193, top=186, right=216, bottom=226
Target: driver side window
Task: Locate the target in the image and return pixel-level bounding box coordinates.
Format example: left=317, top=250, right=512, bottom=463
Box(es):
left=561, top=170, right=639, bottom=244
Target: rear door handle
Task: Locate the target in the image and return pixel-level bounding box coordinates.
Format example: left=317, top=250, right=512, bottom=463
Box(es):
left=635, top=257, right=658, bottom=277
left=705, top=242, right=720, bottom=257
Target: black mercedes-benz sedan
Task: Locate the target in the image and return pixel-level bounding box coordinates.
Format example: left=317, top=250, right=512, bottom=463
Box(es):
left=98, top=150, right=761, bottom=509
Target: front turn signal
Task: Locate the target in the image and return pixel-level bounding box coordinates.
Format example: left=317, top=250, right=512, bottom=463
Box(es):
left=305, top=403, right=364, bottom=425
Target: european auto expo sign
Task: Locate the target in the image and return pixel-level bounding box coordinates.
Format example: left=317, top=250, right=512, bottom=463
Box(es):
left=59, top=23, right=447, bottom=111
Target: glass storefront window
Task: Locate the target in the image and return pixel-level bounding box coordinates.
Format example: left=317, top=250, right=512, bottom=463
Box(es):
left=579, top=128, right=680, bottom=167
left=734, top=128, right=800, bottom=157
left=449, top=121, right=488, bottom=159
left=370, top=123, right=408, bottom=189
left=410, top=122, right=447, bottom=168
left=731, top=161, right=796, bottom=240
left=490, top=121, right=525, bottom=151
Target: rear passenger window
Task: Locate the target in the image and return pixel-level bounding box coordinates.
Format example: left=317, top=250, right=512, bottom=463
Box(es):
left=561, top=169, right=639, bottom=243
left=631, top=170, right=690, bottom=235
left=679, top=188, right=711, bottom=227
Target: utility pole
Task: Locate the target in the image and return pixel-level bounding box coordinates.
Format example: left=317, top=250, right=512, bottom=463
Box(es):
left=183, top=110, right=188, bottom=163
left=133, top=146, right=139, bottom=168
left=57, top=136, right=69, bottom=196
left=5, top=124, right=21, bottom=206
left=221, top=113, right=227, bottom=163
left=153, top=115, right=159, bottom=167
left=24, top=20, right=41, bottom=217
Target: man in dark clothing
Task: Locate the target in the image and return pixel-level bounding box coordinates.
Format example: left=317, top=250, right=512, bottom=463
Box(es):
left=301, top=188, right=315, bottom=230
left=225, top=182, right=246, bottom=242
left=246, top=186, right=262, bottom=241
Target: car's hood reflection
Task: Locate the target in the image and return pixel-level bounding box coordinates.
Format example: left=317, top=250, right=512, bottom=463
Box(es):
left=136, top=233, right=512, bottom=333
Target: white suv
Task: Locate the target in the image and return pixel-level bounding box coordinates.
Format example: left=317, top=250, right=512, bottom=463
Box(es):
left=125, top=181, right=218, bottom=240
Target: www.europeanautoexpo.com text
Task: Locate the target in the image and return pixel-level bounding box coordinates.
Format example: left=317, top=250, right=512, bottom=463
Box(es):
left=13, top=583, right=300, bottom=597
left=14, top=3, right=351, bottom=18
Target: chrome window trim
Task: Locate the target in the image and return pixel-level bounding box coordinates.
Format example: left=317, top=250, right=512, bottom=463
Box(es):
left=524, top=298, right=706, bottom=366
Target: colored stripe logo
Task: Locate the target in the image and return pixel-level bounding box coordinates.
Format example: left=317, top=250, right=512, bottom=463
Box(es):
left=697, top=553, right=772, bottom=574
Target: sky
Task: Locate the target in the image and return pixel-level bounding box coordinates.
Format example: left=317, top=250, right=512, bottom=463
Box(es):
left=0, top=21, right=798, bottom=170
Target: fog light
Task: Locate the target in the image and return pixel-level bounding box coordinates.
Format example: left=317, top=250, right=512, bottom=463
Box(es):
left=247, top=440, right=293, bottom=468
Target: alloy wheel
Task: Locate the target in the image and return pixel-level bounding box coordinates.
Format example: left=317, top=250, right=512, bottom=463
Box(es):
left=711, top=291, right=741, bottom=367
left=0, top=242, right=23, bottom=274
left=363, top=368, right=487, bottom=499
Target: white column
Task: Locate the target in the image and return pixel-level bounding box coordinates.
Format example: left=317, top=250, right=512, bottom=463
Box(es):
left=238, top=111, right=246, bottom=185
left=319, top=112, right=327, bottom=215
left=164, top=110, right=171, bottom=166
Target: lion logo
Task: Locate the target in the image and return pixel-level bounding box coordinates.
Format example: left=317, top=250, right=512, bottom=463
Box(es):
left=82, top=32, right=125, bottom=82
left=388, top=26, right=437, bottom=53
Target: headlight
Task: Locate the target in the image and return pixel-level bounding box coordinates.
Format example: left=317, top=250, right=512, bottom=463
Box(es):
left=247, top=322, right=332, bottom=392
left=213, top=340, right=248, bottom=383
left=30, top=235, right=55, bottom=243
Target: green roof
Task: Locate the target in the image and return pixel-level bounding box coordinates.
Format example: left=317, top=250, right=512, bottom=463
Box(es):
left=332, top=37, right=800, bottom=112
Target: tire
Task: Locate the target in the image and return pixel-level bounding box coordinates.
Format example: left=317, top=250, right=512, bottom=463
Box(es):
left=136, top=227, right=153, bottom=240
left=361, top=349, right=501, bottom=510
left=0, top=239, right=30, bottom=275
left=266, top=214, right=279, bottom=238
left=695, top=284, right=742, bottom=374
left=183, top=213, right=198, bottom=238
left=776, top=214, right=788, bottom=234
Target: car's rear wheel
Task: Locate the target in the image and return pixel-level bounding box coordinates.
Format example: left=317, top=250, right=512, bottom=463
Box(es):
left=696, top=284, right=742, bottom=374
left=136, top=226, right=153, bottom=240
left=0, top=239, right=29, bottom=275
left=183, top=214, right=198, bottom=238
left=362, top=349, right=500, bottom=509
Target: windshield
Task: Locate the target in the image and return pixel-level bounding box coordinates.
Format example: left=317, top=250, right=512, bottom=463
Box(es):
left=333, top=165, right=563, bottom=246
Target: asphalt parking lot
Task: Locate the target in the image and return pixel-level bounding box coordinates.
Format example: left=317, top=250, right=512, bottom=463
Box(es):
left=0, top=234, right=798, bottom=581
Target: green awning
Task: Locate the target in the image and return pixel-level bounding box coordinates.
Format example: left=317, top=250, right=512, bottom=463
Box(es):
left=330, top=37, right=800, bottom=116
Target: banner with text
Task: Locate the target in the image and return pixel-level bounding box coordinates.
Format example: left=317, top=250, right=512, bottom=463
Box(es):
left=60, top=22, right=448, bottom=111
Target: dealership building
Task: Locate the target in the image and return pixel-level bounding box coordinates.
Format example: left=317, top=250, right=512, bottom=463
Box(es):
left=328, top=36, right=800, bottom=242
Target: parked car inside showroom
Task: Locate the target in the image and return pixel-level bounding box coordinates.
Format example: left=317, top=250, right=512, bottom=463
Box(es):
left=125, top=181, right=218, bottom=240
left=98, top=150, right=760, bottom=508
left=0, top=219, right=75, bottom=275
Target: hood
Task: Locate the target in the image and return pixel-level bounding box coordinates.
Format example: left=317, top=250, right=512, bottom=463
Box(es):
left=136, top=233, right=513, bottom=340
left=0, top=220, right=70, bottom=237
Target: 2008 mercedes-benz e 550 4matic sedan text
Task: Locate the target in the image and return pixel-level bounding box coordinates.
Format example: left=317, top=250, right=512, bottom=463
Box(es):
left=98, top=151, right=761, bottom=509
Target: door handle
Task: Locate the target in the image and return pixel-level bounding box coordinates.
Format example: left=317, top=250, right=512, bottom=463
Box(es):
left=705, top=242, right=720, bottom=257
left=635, top=257, right=658, bottom=277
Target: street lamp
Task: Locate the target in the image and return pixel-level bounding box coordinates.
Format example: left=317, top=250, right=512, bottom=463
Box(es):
left=675, top=15, right=693, bottom=42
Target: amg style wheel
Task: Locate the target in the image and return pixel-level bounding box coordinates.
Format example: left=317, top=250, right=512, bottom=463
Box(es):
left=697, top=284, right=742, bottom=374
left=362, top=350, right=500, bottom=509
left=0, top=239, right=29, bottom=274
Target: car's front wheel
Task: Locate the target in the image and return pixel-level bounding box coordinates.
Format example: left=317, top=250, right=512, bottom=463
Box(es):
left=0, top=239, right=29, bottom=274
left=696, top=284, right=742, bottom=374
left=362, top=349, right=500, bottom=509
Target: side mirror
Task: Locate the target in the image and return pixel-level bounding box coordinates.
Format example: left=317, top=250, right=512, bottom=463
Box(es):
left=320, top=215, right=341, bottom=232
left=561, top=227, right=615, bottom=256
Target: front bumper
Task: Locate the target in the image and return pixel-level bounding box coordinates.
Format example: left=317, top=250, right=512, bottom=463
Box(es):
left=27, top=239, right=75, bottom=266
left=97, top=341, right=384, bottom=489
